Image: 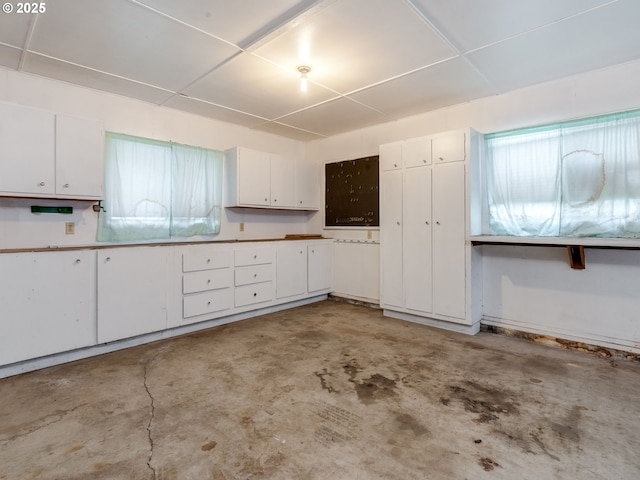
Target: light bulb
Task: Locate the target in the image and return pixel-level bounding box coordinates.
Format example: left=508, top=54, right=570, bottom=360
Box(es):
left=297, top=66, right=311, bottom=92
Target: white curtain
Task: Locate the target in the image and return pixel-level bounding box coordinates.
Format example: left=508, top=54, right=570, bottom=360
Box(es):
left=485, top=110, right=640, bottom=238
left=97, top=133, right=222, bottom=242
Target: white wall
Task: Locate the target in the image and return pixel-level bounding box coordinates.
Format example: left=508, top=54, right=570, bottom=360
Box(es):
left=0, top=68, right=319, bottom=249
left=308, top=59, right=640, bottom=352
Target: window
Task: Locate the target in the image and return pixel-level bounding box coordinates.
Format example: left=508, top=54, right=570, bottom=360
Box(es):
left=97, top=133, right=223, bottom=242
left=484, top=110, right=640, bottom=238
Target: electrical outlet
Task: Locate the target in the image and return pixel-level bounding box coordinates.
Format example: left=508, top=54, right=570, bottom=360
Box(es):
left=65, top=222, right=75, bottom=235
left=367, top=230, right=372, bottom=240
left=239, top=222, right=245, bottom=232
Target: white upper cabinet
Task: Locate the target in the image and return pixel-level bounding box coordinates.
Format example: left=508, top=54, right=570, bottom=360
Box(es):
left=295, top=160, right=320, bottom=210
left=0, top=102, right=104, bottom=199
left=403, top=136, right=431, bottom=168
left=0, top=102, right=55, bottom=195
left=270, top=154, right=296, bottom=208
left=55, top=114, right=104, bottom=199
left=225, top=146, right=318, bottom=210
left=432, top=130, right=466, bottom=163
left=380, top=141, right=402, bottom=171
left=227, top=146, right=271, bottom=207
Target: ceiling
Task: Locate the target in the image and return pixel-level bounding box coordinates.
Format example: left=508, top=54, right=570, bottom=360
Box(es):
left=1, top=0, right=640, bottom=141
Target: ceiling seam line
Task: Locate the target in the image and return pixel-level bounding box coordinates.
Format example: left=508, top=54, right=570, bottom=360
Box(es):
left=463, top=0, right=621, bottom=55
left=22, top=51, right=174, bottom=94
left=17, top=12, right=40, bottom=71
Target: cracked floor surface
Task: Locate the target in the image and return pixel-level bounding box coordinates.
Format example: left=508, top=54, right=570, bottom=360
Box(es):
left=0, top=300, right=639, bottom=479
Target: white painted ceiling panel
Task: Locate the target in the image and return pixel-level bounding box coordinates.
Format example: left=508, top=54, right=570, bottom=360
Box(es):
left=467, top=0, right=640, bottom=92
left=183, top=53, right=339, bottom=120
left=0, top=0, right=639, bottom=139
left=0, top=12, right=31, bottom=47
left=163, top=94, right=268, bottom=129
left=134, top=0, right=320, bottom=47
left=276, top=97, right=388, bottom=137
left=255, top=0, right=458, bottom=94
left=22, top=53, right=175, bottom=105
left=350, top=57, right=496, bottom=119
left=0, top=45, right=22, bottom=71
left=29, top=0, right=240, bottom=91
left=411, top=0, right=614, bottom=52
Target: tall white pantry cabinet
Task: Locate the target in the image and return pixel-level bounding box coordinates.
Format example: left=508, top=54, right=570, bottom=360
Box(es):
left=379, top=128, right=483, bottom=334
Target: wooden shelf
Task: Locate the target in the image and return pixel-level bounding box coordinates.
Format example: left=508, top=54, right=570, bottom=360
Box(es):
left=469, top=235, right=640, bottom=249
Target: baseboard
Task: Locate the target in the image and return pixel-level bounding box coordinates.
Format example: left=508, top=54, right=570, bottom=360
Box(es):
left=383, top=309, right=480, bottom=335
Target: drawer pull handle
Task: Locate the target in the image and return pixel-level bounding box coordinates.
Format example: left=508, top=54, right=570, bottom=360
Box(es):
left=206, top=258, right=211, bottom=263
left=439, top=156, right=444, bottom=161
left=105, top=257, right=111, bottom=262
left=253, top=255, right=257, bottom=259
left=63, top=183, right=70, bottom=188
left=75, top=259, right=81, bottom=264
left=253, top=292, right=257, bottom=297
left=207, top=301, right=211, bottom=305
left=39, top=181, right=45, bottom=186
left=254, top=273, right=257, bottom=277
left=207, top=279, right=211, bottom=283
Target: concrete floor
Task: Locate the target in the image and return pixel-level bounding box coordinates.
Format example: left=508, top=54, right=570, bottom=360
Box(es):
left=1, top=300, right=639, bottom=480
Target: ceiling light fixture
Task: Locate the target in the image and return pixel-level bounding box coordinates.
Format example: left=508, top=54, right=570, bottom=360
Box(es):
left=297, top=65, right=311, bottom=92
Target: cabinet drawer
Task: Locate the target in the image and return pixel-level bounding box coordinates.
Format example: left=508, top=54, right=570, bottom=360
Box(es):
left=183, top=269, right=232, bottom=294
left=183, top=288, right=233, bottom=318
left=234, top=247, right=274, bottom=266
left=432, top=131, right=466, bottom=163
left=235, top=281, right=273, bottom=307
left=183, top=248, right=232, bottom=272
left=235, top=264, right=273, bottom=286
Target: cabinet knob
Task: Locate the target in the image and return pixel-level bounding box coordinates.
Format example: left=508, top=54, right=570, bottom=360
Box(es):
left=75, top=259, right=81, bottom=264
left=425, top=221, right=430, bottom=225
left=274, top=199, right=277, bottom=203
left=253, top=255, right=257, bottom=259
left=105, top=256, right=111, bottom=262
left=299, top=200, right=303, bottom=204
left=423, top=159, right=427, bottom=163
left=63, top=183, right=70, bottom=188
left=207, top=279, right=211, bottom=284
left=436, top=221, right=441, bottom=225
left=439, top=156, right=444, bottom=161
left=206, top=258, right=211, bottom=263
left=393, top=163, right=397, bottom=167
left=38, top=182, right=45, bottom=187
left=264, top=198, right=268, bottom=202
left=311, top=249, right=315, bottom=253
left=396, top=221, right=400, bottom=226
left=253, top=292, right=257, bottom=297
left=254, top=273, right=257, bottom=278
left=207, top=301, right=211, bottom=306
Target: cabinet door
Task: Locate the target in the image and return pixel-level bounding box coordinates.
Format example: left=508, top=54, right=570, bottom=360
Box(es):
left=308, top=242, right=332, bottom=293
left=433, top=130, right=466, bottom=163
left=238, top=148, right=270, bottom=206
left=380, top=142, right=402, bottom=171
left=295, top=160, right=319, bottom=209
left=0, top=102, right=55, bottom=195
left=403, top=136, right=431, bottom=168
left=276, top=244, right=307, bottom=299
left=55, top=114, right=104, bottom=199
left=0, top=250, right=95, bottom=365
left=432, top=163, right=466, bottom=320
left=403, top=166, right=432, bottom=313
left=270, top=155, right=296, bottom=207
left=97, top=247, right=172, bottom=343
left=380, top=169, right=403, bottom=308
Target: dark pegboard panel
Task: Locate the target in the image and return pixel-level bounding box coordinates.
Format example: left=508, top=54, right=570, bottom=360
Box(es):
left=325, top=156, right=379, bottom=227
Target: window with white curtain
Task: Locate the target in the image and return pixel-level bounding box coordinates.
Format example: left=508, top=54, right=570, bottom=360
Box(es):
left=97, top=133, right=223, bottom=242
left=484, top=110, right=640, bottom=238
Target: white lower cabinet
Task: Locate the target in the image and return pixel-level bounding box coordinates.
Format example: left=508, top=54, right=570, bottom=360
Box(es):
left=234, top=245, right=275, bottom=309
left=179, top=244, right=233, bottom=323
left=276, top=243, right=307, bottom=300
left=308, top=241, right=333, bottom=293
left=97, top=247, right=174, bottom=343
left=380, top=129, right=481, bottom=331
left=0, top=250, right=96, bottom=365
